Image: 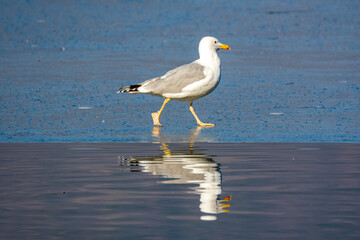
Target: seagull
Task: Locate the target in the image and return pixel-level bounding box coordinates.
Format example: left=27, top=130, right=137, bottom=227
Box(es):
left=118, top=36, right=230, bottom=127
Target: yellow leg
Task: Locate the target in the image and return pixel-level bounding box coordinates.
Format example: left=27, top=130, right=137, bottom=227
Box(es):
left=189, top=102, right=215, bottom=127
left=152, top=98, right=171, bottom=126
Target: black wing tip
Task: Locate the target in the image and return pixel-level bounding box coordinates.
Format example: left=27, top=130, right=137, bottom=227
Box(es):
left=117, top=84, right=141, bottom=93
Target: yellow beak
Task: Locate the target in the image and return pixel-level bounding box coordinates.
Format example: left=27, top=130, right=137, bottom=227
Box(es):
left=219, top=44, right=230, bottom=50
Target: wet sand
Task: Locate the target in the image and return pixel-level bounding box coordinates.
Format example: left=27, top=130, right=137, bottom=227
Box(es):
left=1, top=0, right=359, bottom=142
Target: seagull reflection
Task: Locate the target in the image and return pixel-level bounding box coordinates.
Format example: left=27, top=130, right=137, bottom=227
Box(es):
left=121, top=127, right=231, bottom=221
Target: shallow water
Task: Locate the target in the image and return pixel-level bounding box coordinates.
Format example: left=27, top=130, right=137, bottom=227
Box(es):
left=1, top=142, right=359, bottom=239
left=1, top=0, right=359, bottom=142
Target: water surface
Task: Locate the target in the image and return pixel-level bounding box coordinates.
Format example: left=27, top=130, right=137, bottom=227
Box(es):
left=1, top=142, right=359, bottom=239
left=1, top=0, right=359, bottom=142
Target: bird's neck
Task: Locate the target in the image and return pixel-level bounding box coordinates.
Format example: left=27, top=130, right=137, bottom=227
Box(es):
left=198, top=49, right=220, bottom=67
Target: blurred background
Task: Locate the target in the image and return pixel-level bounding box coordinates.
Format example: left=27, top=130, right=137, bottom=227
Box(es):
left=1, top=0, right=359, bottom=142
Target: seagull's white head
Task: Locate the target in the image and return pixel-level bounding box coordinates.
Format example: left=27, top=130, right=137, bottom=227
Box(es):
left=199, top=36, right=230, bottom=51
left=198, top=36, right=230, bottom=61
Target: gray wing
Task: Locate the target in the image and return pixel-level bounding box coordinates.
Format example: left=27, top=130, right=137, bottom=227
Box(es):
left=140, top=62, right=205, bottom=95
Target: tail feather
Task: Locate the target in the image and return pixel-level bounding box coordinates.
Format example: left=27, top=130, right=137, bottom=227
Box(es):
left=117, top=84, right=141, bottom=93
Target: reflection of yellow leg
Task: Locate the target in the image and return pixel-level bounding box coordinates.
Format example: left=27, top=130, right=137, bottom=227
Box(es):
left=152, top=98, right=171, bottom=126
left=152, top=126, right=161, bottom=139
left=161, top=143, right=171, bottom=156
left=189, top=102, right=215, bottom=127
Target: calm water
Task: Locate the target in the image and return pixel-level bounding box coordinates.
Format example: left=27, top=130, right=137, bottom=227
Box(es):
left=1, top=142, right=359, bottom=239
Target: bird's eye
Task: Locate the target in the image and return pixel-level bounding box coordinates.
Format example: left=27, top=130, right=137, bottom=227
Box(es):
left=214, top=41, right=217, bottom=43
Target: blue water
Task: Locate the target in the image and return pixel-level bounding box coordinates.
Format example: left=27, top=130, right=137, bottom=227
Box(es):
left=1, top=0, right=359, bottom=142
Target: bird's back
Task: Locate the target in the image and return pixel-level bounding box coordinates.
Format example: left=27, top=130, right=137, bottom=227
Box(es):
left=138, top=62, right=206, bottom=96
